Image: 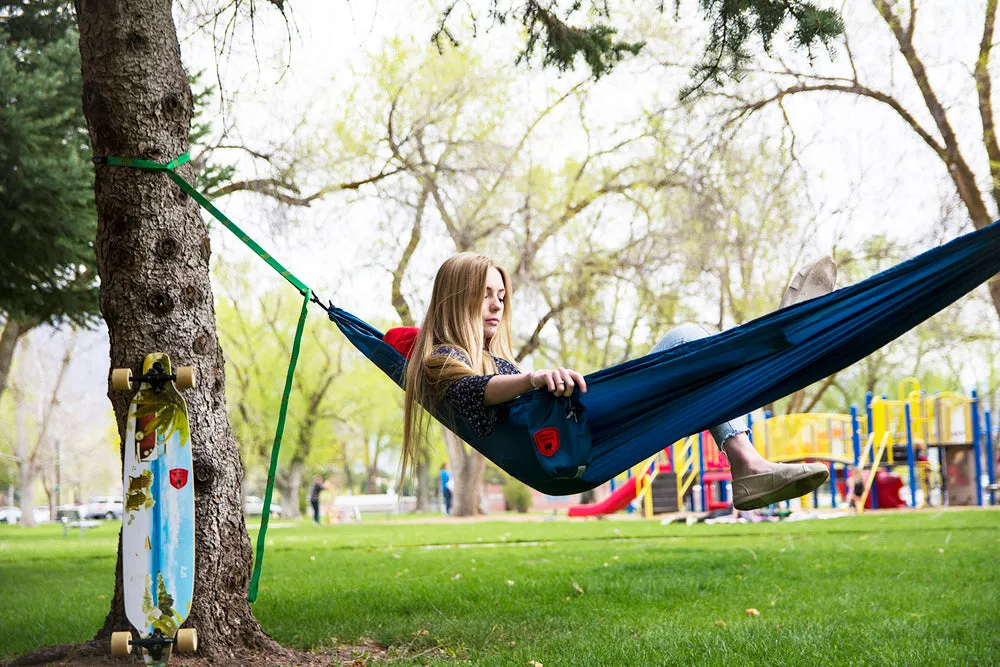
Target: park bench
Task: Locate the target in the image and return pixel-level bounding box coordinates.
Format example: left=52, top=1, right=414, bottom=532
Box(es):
left=60, top=514, right=101, bottom=537
left=332, top=494, right=417, bottom=521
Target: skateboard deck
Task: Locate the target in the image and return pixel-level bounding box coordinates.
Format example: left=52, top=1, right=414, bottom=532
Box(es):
left=118, top=353, right=196, bottom=665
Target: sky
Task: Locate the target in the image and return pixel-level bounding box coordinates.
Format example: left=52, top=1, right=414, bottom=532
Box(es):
left=6, top=1, right=999, bottom=500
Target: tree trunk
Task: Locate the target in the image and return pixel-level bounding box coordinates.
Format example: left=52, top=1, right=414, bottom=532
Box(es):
left=0, top=316, right=38, bottom=405
left=279, top=462, right=303, bottom=519
left=17, top=461, right=38, bottom=527
left=75, top=0, right=276, bottom=658
left=414, top=456, right=431, bottom=511
left=14, top=389, right=37, bottom=528
left=443, top=428, right=486, bottom=516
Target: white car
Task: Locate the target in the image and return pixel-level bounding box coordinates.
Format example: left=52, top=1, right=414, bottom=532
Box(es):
left=244, top=495, right=282, bottom=517
left=0, top=506, right=56, bottom=523
left=85, top=497, right=124, bottom=520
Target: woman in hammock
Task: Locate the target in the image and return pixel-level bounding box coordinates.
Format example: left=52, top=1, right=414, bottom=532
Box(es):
left=402, top=252, right=834, bottom=510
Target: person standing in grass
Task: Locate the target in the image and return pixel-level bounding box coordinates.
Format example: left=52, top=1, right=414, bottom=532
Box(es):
left=440, top=463, right=453, bottom=515
left=402, top=252, right=836, bottom=511
left=309, top=475, right=327, bottom=524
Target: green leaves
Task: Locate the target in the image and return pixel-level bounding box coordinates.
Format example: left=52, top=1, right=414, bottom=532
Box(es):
left=0, top=6, right=98, bottom=325
left=683, top=0, right=845, bottom=98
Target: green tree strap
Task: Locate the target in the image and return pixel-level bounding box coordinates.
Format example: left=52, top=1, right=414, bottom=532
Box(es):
left=98, top=154, right=308, bottom=294
left=248, top=287, right=311, bottom=602
left=94, top=152, right=310, bottom=602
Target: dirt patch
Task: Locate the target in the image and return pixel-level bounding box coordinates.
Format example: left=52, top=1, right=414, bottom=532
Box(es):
left=3, top=640, right=393, bottom=667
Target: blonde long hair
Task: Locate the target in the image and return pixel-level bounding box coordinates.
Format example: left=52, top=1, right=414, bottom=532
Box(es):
left=401, top=253, right=516, bottom=477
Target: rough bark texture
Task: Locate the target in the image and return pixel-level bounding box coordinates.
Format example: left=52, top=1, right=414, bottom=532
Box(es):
left=75, top=0, right=277, bottom=659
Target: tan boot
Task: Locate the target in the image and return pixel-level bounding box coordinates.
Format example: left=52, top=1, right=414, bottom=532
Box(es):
left=778, top=256, right=837, bottom=309
left=731, top=462, right=830, bottom=510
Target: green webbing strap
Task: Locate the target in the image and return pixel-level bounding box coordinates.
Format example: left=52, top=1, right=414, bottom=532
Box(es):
left=96, top=152, right=311, bottom=602
left=100, top=154, right=308, bottom=294
left=248, top=288, right=311, bottom=602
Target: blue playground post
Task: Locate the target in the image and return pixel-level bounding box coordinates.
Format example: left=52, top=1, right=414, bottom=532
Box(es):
left=697, top=431, right=707, bottom=512
left=865, top=392, right=874, bottom=463
left=850, top=405, right=861, bottom=466
left=904, top=403, right=918, bottom=507
left=971, top=390, right=983, bottom=507
left=829, top=462, right=837, bottom=508
left=986, top=410, right=995, bottom=502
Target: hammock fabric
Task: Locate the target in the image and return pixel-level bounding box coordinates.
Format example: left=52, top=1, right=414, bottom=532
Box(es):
left=328, top=220, right=1000, bottom=496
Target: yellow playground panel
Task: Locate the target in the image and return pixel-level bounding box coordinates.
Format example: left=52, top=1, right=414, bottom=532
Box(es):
left=752, top=413, right=855, bottom=464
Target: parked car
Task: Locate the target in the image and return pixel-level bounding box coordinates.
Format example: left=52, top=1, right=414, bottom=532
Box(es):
left=0, top=506, right=57, bottom=523
left=85, top=497, right=124, bottom=520
left=244, top=495, right=282, bottom=517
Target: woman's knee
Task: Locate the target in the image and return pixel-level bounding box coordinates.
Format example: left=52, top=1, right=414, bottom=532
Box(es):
left=651, top=322, right=709, bottom=353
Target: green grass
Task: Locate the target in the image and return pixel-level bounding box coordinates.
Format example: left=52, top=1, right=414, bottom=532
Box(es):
left=1, top=510, right=999, bottom=664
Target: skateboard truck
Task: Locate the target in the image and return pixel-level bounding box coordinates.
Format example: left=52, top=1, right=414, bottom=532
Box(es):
left=111, top=627, right=198, bottom=659
left=112, top=362, right=196, bottom=392
left=134, top=630, right=171, bottom=661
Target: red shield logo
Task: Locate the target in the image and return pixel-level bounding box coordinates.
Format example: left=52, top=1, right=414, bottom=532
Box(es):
left=169, top=468, right=189, bottom=489
left=533, top=427, right=560, bottom=457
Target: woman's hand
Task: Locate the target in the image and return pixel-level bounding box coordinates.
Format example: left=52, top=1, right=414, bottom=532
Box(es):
left=529, top=368, right=587, bottom=397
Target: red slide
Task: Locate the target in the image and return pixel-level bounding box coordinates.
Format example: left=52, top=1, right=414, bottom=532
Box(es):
left=567, top=477, right=640, bottom=517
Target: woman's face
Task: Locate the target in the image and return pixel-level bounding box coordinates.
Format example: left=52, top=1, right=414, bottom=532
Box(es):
left=481, top=267, right=505, bottom=341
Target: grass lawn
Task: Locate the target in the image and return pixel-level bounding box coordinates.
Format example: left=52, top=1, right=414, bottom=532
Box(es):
left=1, top=509, right=998, bottom=665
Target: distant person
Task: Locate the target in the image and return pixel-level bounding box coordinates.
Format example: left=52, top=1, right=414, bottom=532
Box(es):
left=846, top=467, right=866, bottom=511
left=440, top=463, right=453, bottom=515
left=308, top=475, right=327, bottom=524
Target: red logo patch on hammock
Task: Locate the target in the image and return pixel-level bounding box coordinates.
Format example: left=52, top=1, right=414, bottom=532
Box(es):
left=169, top=468, right=189, bottom=490
left=533, top=427, right=560, bottom=457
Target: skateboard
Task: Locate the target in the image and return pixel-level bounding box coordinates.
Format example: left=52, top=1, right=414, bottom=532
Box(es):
left=110, top=353, right=198, bottom=665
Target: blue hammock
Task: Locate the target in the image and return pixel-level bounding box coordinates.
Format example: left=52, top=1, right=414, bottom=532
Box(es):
left=327, top=220, right=1000, bottom=495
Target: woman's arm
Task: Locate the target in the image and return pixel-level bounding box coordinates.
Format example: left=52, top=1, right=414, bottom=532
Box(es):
left=483, top=373, right=535, bottom=406
left=483, top=368, right=587, bottom=406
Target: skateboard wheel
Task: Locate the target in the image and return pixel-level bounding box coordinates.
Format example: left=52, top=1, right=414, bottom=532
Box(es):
left=175, top=366, right=196, bottom=390
left=111, top=631, right=132, bottom=655
left=176, top=628, right=198, bottom=652
left=111, top=368, right=133, bottom=391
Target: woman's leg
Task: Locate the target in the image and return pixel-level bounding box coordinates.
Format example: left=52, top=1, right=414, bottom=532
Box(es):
left=650, top=323, right=750, bottom=451
left=652, top=323, right=828, bottom=508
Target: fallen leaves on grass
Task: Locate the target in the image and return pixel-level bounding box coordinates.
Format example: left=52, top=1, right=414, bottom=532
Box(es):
left=715, top=621, right=727, bottom=629
left=528, top=661, right=543, bottom=667
left=572, top=582, right=584, bottom=594
left=451, top=573, right=461, bottom=580
left=505, top=580, right=515, bottom=586
left=745, top=608, right=761, bottom=617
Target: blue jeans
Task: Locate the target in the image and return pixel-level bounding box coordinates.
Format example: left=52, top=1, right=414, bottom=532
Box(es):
left=650, top=323, right=749, bottom=450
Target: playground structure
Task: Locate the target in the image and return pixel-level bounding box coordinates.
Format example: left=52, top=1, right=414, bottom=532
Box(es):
left=568, top=378, right=997, bottom=518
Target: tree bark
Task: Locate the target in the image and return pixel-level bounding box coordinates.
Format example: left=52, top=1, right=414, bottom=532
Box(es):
left=443, top=428, right=486, bottom=516
left=75, top=0, right=276, bottom=658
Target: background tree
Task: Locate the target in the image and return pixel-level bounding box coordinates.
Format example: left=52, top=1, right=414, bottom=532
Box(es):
left=0, top=0, right=98, bottom=403
left=710, top=1, right=1000, bottom=323
left=216, top=277, right=398, bottom=518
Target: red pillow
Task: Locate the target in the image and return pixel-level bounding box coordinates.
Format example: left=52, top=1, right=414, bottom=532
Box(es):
left=383, top=326, right=420, bottom=359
